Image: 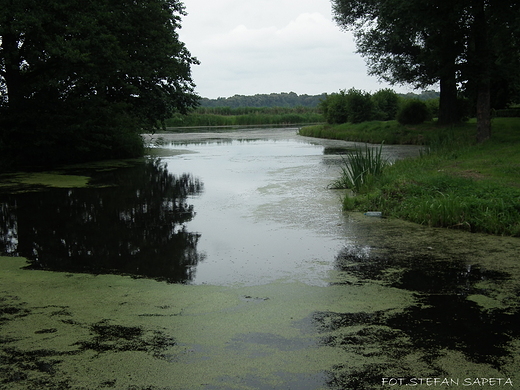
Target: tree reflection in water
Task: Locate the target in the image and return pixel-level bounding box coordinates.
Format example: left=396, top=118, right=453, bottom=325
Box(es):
left=0, top=159, right=204, bottom=283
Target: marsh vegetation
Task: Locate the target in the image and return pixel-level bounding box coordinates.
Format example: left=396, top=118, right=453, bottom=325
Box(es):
left=165, top=106, right=324, bottom=128
left=314, top=118, right=520, bottom=236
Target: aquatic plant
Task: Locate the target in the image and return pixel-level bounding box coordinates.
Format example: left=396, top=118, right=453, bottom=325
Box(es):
left=330, top=143, right=388, bottom=193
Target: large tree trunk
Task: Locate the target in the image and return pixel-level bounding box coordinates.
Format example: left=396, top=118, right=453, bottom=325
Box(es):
left=473, top=0, right=492, bottom=143
left=438, top=75, right=459, bottom=125
left=476, top=81, right=491, bottom=142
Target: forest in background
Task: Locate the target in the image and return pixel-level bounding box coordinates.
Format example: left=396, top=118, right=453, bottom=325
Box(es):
left=198, top=90, right=440, bottom=108
left=164, top=90, right=441, bottom=128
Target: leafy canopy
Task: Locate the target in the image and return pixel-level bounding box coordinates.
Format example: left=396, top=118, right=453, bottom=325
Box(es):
left=331, top=0, right=520, bottom=135
left=0, top=0, right=199, bottom=167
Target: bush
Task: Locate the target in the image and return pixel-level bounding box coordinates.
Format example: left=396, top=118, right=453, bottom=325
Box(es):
left=320, top=88, right=375, bottom=124
left=372, top=89, right=400, bottom=121
left=344, top=88, right=374, bottom=124
left=319, top=91, right=349, bottom=124
left=494, top=108, right=520, bottom=117
left=425, top=98, right=440, bottom=119
left=397, top=100, right=431, bottom=125
left=0, top=101, right=144, bottom=169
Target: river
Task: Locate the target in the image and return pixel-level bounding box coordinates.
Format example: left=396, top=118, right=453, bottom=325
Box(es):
left=0, top=128, right=519, bottom=389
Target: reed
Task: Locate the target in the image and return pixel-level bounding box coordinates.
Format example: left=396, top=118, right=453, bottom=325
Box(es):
left=330, top=143, right=388, bottom=193
left=165, top=107, right=324, bottom=128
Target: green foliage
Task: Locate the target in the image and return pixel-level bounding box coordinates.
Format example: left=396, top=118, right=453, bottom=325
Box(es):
left=300, top=120, right=454, bottom=145
left=1, top=100, right=145, bottom=170
left=339, top=118, right=520, bottom=236
left=0, top=0, right=199, bottom=169
left=320, top=88, right=377, bottom=124
left=495, top=108, right=520, bottom=117
left=344, top=88, right=374, bottom=124
left=319, top=91, right=349, bottom=124
left=330, top=143, right=388, bottom=193
left=372, top=89, right=400, bottom=121
left=319, top=89, right=440, bottom=125
left=331, top=0, right=520, bottom=137
left=424, top=98, right=440, bottom=119
left=199, top=92, right=327, bottom=108
left=397, top=100, right=431, bottom=125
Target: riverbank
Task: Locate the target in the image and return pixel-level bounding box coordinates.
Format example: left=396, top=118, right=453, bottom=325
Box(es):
left=298, top=119, right=475, bottom=145
left=300, top=118, right=520, bottom=236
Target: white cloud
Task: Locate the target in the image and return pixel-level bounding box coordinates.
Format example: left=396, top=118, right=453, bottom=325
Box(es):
left=179, top=0, right=415, bottom=98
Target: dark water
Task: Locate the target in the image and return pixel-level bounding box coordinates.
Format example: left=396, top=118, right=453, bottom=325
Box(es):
left=0, top=159, right=204, bottom=283
left=0, top=128, right=519, bottom=389
left=320, top=244, right=520, bottom=388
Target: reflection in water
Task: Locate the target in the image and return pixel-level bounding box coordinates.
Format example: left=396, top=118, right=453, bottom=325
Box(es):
left=318, top=245, right=520, bottom=388
left=0, top=159, right=204, bottom=283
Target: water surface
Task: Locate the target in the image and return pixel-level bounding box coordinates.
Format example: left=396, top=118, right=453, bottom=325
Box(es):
left=1, top=128, right=519, bottom=389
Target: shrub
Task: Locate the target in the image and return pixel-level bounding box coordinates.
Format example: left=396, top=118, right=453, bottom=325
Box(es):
left=344, top=88, right=374, bottom=124
left=425, top=98, right=440, bottom=119
left=397, top=100, right=431, bottom=125
left=495, top=108, right=520, bottom=117
left=319, top=91, right=349, bottom=124
left=372, top=89, right=400, bottom=121
left=320, top=88, right=375, bottom=124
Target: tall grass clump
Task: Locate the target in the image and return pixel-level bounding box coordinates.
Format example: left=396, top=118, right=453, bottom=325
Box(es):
left=330, top=143, right=388, bottom=193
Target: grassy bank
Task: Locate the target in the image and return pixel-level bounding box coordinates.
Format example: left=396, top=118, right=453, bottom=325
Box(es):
left=319, top=118, right=520, bottom=236
left=165, top=106, right=324, bottom=128
left=299, top=120, right=475, bottom=145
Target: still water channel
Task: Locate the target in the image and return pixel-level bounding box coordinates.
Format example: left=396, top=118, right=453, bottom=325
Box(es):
left=0, top=128, right=519, bottom=389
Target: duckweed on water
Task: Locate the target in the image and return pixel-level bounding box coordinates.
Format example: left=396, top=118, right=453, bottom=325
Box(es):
left=0, top=255, right=416, bottom=389
left=0, top=159, right=144, bottom=193
left=2, top=212, right=520, bottom=390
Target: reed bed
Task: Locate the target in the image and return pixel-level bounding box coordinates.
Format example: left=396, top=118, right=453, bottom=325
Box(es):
left=165, top=107, right=324, bottom=128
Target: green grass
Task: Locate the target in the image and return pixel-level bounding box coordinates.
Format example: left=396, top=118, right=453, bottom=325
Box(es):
left=327, top=118, right=520, bottom=236
left=299, top=120, right=475, bottom=145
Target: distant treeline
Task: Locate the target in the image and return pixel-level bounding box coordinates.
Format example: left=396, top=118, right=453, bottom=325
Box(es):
left=198, top=90, right=440, bottom=108
left=199, top=92, right=327, bottom=108
left=165, top=106, right=323, bottom=128
left=163, top=90, right=441, bottom=128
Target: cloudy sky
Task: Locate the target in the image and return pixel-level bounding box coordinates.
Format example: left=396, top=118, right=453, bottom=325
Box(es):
left=178, top=0, right=417, bottom=99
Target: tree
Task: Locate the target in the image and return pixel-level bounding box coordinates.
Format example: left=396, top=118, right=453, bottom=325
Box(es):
left=344, top=88, right=374, bottom=123
left=0, top=0, right=199, bottom=168
left=332, top=0, right=467, bottom=125
left=462, top=0, right=520, bottom=142
left=319, top=91, right=349, bottom=124
left=372, top=89, right=400, bottom=121
left=397, top=100, right=431, bottom=125
left=319, top=88, right=374, bottom=124
left=330, top=0, right=520, bottom=142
